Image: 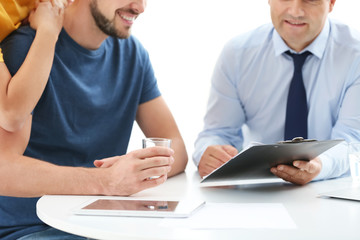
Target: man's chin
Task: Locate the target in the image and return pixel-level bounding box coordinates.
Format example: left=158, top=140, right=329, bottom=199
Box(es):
left=118, top=33, right=131, bottom=39
left=114, top=29, right=132, bottom=39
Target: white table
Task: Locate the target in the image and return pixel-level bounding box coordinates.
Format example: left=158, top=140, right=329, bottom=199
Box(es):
left=37, top=169, right=360, bottom=240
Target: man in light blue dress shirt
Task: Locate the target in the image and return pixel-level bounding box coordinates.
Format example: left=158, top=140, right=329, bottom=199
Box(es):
left=193, top=0, right=360, bottom=185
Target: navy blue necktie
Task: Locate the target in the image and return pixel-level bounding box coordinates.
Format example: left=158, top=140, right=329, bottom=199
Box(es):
left=284, top=51, right=311, bottom=141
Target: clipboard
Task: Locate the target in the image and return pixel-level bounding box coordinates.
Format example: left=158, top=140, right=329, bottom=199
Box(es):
left=200, top=138, right=344, bottom=187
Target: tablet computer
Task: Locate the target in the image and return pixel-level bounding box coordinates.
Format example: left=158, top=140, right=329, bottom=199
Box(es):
left=73, top=198, right=205, bottom=218
left=319, top=187, right=360, bottom=202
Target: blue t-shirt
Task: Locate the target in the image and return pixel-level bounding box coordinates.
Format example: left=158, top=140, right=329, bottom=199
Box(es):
left=0, top=26, right=161, bottom=239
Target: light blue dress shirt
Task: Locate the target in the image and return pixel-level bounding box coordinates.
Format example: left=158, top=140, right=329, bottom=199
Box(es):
left=193, top=19, right=360, bottom=180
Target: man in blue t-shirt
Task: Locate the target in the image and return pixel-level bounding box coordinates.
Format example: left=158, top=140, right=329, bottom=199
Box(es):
left=0, top=0, right=188, bottom=239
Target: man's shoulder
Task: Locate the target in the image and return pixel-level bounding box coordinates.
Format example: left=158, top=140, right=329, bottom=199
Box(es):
left=329, top=19, right=360, bottom=50
left=222, top=23, right=274, bottom=55
left=2, top=25, right=35, bottom=45
left=1, top=25, right=36, bottom=75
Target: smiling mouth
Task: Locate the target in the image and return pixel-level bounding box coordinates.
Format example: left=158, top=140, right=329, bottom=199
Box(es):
left=121, top=14, right=136, bottom=22
left=116, top=9, right=137, bottom=24
left=285, top=20, right=306, bottom=26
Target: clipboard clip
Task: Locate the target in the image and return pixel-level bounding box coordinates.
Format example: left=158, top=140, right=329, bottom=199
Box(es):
left=278, top=137, right=317, bottom=144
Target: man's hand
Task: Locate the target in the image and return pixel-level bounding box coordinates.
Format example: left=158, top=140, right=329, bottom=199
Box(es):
left=96, top=147, right=175, bottom=196
left=198, top=145, right=238, bottom=178
left=270, top=157, right=322, bottom=185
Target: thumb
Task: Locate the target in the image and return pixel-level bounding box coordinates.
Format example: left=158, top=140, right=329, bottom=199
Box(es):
left=93, top=160, right=104, bottom=168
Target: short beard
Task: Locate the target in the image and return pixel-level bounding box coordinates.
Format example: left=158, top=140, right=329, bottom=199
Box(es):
left=90, top=0, right=130, bottom=39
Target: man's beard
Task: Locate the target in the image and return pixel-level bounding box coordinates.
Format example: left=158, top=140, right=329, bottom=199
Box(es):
left=90, top=0, right=131, bottom=39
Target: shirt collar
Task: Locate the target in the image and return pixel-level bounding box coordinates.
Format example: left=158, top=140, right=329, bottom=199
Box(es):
left=273, top=19, right=330, bottom=59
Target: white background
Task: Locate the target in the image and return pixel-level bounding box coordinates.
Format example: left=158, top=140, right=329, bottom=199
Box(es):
left=129, top=0, right=360, bottom=167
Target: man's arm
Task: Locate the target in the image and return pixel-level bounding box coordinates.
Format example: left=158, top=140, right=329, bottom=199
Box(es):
left=271, top=61, right=360, bottom=185
left=193, top=42, right=245, bottom=177
left=135, top=96, right=188, bottom=177
left=197, top=145, right=238, bottom=178
left=0, top=116, right=99, bottom=197
left=0, top=116, right=174, bottom=197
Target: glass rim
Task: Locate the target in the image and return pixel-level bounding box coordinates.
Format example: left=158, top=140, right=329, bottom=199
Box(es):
left=143, top=138, right=172, bottom=142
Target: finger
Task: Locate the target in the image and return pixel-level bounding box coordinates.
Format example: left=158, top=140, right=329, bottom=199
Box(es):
left=198, top=166, right=212, bottom=177
left=277, top=164, right=301, bottom=175
left=198, top=163, right=215, bottom=177
left=94, top=160, right=112, bottom=168
left=133, top=147, right=174, bottom=159
left=139, top=156, right=174, bottom=170
left=139, top=166, right=171, bottom=180
left=293, top=160, right=318, bottom=174
left=198, top=150, right=227, bottom=177
left=203, top=162, right=220, bottom=174
left=127, top=175, right=168, bottom=195
left=222, top=145, right=238, bottom=156
left=207, top=158, right=225, bottom=170
left=199, top=157, right=224, bottom=177
left=271, top=168, right=294, bottom=183
left=94, top=156, right=119, bottom=168
left=138, top=175, right=167, bottom=191
left=277, top=165, right=309, bottom=182
left=271, top=165, right=308, bottom=185
left=209, top=149, right=232, bottom=164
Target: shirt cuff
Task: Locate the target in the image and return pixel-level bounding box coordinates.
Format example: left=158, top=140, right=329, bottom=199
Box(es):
left=313, top=142, right=350, bottom=181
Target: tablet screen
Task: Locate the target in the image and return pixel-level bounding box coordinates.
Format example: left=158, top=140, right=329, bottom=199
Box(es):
left=74, top=198, right=205, bottom=218
left=82, top=199, right=179, bottom=212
